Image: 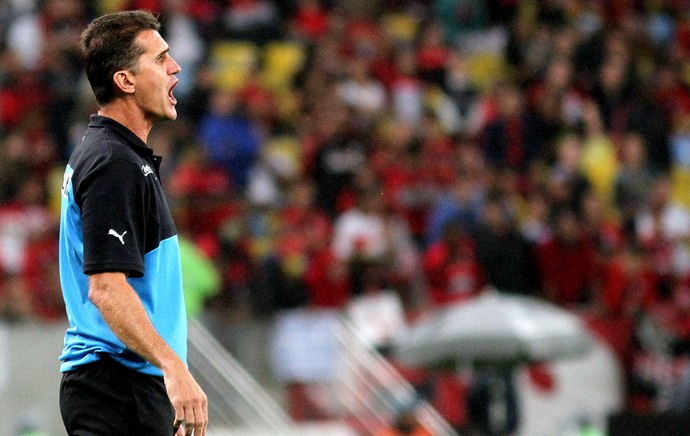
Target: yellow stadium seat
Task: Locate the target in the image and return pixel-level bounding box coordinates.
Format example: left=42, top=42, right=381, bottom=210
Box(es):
left=467, top=52, right=507, bottom=91
left=672, top=167, right=690, bottom=208
left=97, top=0, right=128, bottom=14
left=210, top=41, right=259, bottom=90
left=380, top=13, right=418, bottom=43
left=681, top=61, right=690, bottom=87
left=260, top=41, right=306, bottom=90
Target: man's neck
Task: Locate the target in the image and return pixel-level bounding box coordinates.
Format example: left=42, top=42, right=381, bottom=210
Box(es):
left=98, top=101, right=153, bottom=144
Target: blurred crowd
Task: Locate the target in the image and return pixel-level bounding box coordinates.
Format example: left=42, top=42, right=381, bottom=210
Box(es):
left=4, top=0, right=690, bottom=428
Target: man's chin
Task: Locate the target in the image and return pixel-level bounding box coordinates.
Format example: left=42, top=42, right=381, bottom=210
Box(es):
left=166, top=106, right=178, bottom=120
left=156, top=108, right=178, bottom=122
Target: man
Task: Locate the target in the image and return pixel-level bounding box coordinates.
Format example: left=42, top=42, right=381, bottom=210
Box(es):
left=58, top=10, right=207, bottom=435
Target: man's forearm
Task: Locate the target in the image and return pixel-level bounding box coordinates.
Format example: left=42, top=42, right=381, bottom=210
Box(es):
left=88, top=272, right=183, bottom=371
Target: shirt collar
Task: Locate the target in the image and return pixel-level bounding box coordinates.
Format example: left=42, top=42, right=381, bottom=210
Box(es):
left=88, top=114, right=154, bottom=158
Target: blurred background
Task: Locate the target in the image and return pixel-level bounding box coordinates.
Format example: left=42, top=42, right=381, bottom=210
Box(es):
left=3, top=0, right=690, bottom=434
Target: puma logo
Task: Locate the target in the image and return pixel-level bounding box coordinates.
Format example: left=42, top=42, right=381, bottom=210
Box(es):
left=108, top=229, right=127, bottom=245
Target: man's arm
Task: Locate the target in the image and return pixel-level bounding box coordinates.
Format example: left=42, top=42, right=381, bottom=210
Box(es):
left=88, top=271, right=208, bottom=436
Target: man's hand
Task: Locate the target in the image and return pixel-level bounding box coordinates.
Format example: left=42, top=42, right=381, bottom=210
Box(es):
left=164, top=360, right=208, bottom=436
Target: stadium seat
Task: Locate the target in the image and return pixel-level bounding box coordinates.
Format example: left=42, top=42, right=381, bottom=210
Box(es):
left=466, top=51, right=507, bottom=91
left=260, top=41, right=306, bottom=90
left=380, top=13, right=419, bottom=43
left=210, top=40, right=259, bottom=90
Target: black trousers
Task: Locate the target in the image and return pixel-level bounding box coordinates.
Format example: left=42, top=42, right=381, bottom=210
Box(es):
left=60, top=355, right=175, bottom=435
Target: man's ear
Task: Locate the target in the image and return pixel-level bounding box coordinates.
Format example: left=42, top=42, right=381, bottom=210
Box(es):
left=112, top=70, right=136, bottom=95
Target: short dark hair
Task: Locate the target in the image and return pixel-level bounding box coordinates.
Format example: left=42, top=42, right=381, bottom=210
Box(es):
left=80, top=10, right=161, bottom=105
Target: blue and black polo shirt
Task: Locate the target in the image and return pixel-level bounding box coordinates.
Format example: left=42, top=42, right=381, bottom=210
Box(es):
left=58, top=115, right=187, bottom=377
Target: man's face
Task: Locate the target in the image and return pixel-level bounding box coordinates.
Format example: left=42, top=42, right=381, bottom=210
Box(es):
left=130, top=30, right=181, bottom=122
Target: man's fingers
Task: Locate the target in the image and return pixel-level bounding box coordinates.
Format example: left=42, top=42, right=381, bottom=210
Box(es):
left=194, top=403, right=208, bottom=436
left=182, top=407, right=194, bottom=436
left=175, top=424, right=185, bottom=436
left=173, top=402, right=185, bottom=430
left=179, top=405, right=207, bottom=436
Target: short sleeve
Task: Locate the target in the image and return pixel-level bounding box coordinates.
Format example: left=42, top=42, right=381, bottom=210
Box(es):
left=80, top=158, right=147, bottom=277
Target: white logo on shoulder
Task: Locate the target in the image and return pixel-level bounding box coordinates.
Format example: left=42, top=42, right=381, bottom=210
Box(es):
left=61, top=173, right=72, bottom=199
left=108, top=229, right=127, bottom=245
left=142, top=164, right=154, bottom=177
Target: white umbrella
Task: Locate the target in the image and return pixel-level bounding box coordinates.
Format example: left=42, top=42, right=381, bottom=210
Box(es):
left=392, top=290, right=594, bottom=368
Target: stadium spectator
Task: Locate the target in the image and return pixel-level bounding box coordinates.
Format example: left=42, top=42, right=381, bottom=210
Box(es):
left=614, top=131, right=656, bottom=240
left=337, top=56, right=387, bottom=120
left=544, top=132, right=592, bottom=215
left=168, top=142, right=235, bottom=244
left=289, top=0, right=330, bottom=43
left=389, top=45, right=425, bottom=127
left=0, top=176, right=54, bottom=282
left=536, top=207, right=598, bottom=307
left=263, top=178, right=332, bottom=310
left=472, top=191, right=540, bottom=295
left=579, top=98, right=618, bottom=205
left=422, top=220, right=484, bottom=306
left=331, top=173, right=419, bottom=302
left=425, top=174, right=484, bottom=245
left=220, top=0, right=281, bottom=44
left=482, top=83, right=546, bottom=176
left=311, top=97, right=369, bottom=216
left=197, top=87, right=262, bottom=189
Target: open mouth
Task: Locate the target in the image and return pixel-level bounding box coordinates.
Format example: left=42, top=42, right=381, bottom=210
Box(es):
left=168, top=81, right=178, bottom=105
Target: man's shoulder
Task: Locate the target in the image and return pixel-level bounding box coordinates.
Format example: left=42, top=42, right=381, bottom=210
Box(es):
left=71, top=125, right=142, bottom=172
left=66, top=130, right=147, bottom=204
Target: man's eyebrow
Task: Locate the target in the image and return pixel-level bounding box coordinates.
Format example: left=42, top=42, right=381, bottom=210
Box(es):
left=156, top=47, right=170, bottom=59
